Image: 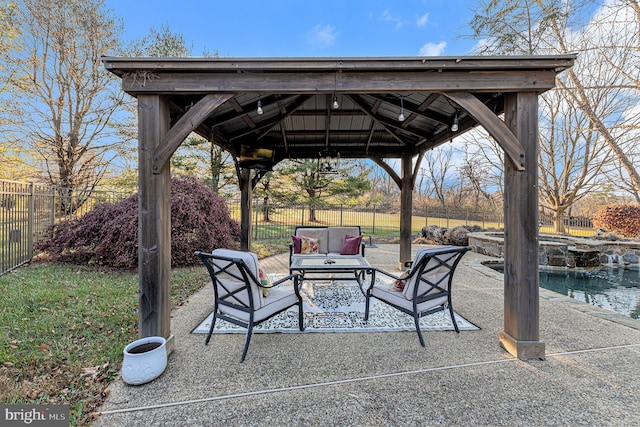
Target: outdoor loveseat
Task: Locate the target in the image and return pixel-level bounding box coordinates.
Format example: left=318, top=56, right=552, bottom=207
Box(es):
left=288, top=225, right=365, bottom=268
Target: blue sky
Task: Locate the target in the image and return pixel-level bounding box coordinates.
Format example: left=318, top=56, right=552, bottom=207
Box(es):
left=105, top=0, right=478, bottom=57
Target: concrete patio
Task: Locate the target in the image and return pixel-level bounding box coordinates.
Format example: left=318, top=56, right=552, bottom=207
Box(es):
left=95, top=244, right=640, bottom=426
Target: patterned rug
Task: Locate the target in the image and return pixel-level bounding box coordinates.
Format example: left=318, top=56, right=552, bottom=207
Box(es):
left=192, top=279, right=479, bottom=334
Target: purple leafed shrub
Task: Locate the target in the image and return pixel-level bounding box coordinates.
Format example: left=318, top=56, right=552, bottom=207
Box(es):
left=36, top=176, right=240, bottom=269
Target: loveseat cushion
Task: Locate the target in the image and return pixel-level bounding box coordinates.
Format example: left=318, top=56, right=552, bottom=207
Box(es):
left=327, top=226, right=361, bottom=253
left=294, top=228, right=329, bottom=253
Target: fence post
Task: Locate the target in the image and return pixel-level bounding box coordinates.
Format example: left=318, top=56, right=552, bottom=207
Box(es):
left=446, top=207, right=449, bottom=228
left=253, top=199, right=259, bottom=240
left=301, top=203, right=305, bottom=226
left=371, top=205, right=376, bottom=235
left=425, top=205, right=428, bottom=228
left=51, top=187, right=56, bottom=225
left=340, top=204, right=343, bottom=226
left=28, top=182, right=34, bottom=259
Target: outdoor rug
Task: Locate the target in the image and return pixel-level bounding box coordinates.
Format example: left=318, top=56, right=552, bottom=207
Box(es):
left=192, top=278, right=479, bottom=334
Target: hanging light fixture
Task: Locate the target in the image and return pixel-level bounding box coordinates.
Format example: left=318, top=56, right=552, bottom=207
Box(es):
left=451, top=109, right=459, bottom=132
left=398, top=97, right=405, bottom=122
left=318, top=147, right=340, bottom=174
left=256, top=96, right=264, bottom=115
left=332, top=94, right=339, bottom=109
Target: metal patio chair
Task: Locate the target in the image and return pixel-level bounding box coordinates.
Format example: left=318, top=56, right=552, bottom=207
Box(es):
left=363, top=246, right=471, bottom=346
left=195, top=248, right=305, bottom=362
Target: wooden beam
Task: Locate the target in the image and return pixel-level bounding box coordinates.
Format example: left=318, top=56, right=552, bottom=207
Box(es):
left=153, top=94, right=233, bottom=174
left=399, top=154, right=413, bottom=269
left=104, top=55, right=576, bottom=74
left=370, top=156, right=401, bottom=188
left=501, top=92, right=544, bottom=360
left=444, top=92, right=525, bottom=171
left=239, top=168, right=252, bottom=252
left=137, top=94, right=172, bottom=348
left=119, top=70, right=559, bottom=95
left=347, top=94, right=413, bottom=146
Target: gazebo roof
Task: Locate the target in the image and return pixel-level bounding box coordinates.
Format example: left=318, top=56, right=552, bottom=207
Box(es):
left=103, top=55, right=575, bottom=164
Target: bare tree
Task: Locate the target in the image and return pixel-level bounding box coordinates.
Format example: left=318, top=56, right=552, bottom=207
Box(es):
left=538, top=88, right=612, bottom=233
left=469, top=0, right=640, bottom=212
left=457, top=142, right=499, bottom=210
left=421, top=146, right=457, bottom=208
left=6, top=0, right=126, bottom=212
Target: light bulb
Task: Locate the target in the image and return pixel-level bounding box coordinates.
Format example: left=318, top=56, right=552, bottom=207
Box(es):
left=257, top=99, right=263, bottom=115
left=451, top=111, right=459, bottom=131
left=332, top=95, right=339, bottom=109
left=398, top=108, right=405, bottom=122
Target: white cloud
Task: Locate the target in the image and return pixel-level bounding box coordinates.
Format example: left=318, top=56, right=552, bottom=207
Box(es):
left=307, top=24, right=337, bottom=48
left=382, top=9, right=405, bottom=29
left=418, top=41, right=447, bottom=56
left=416, top=13, right=429, bottom=27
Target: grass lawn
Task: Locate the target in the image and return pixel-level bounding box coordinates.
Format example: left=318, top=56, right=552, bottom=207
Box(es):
left=0, top=261, right=208, bottom=426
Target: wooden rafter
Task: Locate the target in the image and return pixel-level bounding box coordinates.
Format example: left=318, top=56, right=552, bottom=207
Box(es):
left=153, top=94, right=233, bottom=173
left=443, top=92, right=525, bottom=171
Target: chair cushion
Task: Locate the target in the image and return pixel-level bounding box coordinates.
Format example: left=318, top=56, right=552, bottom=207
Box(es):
left=340, top=235, right=362, bottom=255
left=219, top=286, right=298, bottom=323
left=300, top=236, right=320, bottom=254
left=212, top=248, right=263, bottom=307
left=371, top=282, right=448, bottom=313
left=403, top=247, right=454, bottom=300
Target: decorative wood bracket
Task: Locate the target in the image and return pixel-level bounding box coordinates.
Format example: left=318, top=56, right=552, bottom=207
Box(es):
left=370, top=156, right=401, bottom=188
left=152, top=94, right=234, bottom=174
left=443, top=92, right=525, bottom=171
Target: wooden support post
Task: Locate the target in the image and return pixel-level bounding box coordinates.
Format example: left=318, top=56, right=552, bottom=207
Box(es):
left=137, top=95, right=173, bottom=351
left=239, top=168, right=252, bottom=252
left=399, top=154, right=413, bottom=270
left=500, top=92, right=544, bottom=360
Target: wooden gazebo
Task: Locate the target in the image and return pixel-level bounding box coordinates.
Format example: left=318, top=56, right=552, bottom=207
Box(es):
left=103, top=55, right=575, bottom=360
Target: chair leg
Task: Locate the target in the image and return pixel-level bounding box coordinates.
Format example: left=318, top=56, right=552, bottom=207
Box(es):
left=448, top=303, right=460, bottom=333
left=205, top=311, right=218, bottom=345
left=364, top=291, right=371, bottom=321
left=414, top=314, right=426, bottom=347
left=240, top=322, right=254, bottom=363
left=298, top=300, right=305, bottom=331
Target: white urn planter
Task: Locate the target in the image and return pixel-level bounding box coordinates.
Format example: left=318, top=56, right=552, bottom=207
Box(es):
left=121, top=336, right=167, bottom=385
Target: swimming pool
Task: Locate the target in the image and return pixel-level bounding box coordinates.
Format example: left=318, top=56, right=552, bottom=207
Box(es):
left=487, top=265, right=640, bottom=319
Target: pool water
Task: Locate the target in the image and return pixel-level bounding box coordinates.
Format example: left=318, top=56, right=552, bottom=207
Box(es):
left=489, top=265, right=640, bottom=319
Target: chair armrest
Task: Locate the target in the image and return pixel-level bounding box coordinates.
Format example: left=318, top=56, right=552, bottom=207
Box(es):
left=360, top=241, right=366, bottom=257
left=371, top=267, right=406, bottom=282
left=271, top=273, right=299, bottom=287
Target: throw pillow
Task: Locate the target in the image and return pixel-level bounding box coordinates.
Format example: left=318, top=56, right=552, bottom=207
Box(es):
left=258, top=267, right=270, bottom=297
left=300, top=236, right=320, bottom=254
left=340, top=235, right=362, bottom=255
left=390, top=270, right=410, bottom=292
left=291, top=235, right=302, bottom=254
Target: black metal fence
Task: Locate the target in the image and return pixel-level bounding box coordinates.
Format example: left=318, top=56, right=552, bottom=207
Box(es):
left=225, top=199, right=507, bottom=242
left=0, top=180, right=131, bottom=275
left=1, top=179, right=597, bottom=275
